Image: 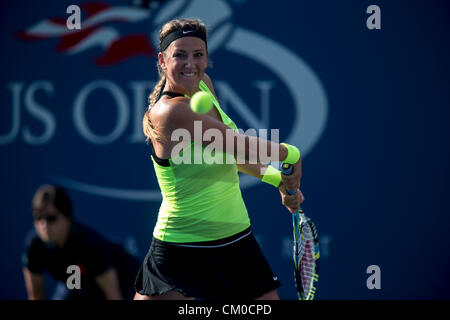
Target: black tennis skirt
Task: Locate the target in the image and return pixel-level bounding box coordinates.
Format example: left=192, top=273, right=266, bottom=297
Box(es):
left=134, top=227, right=281, bottom=300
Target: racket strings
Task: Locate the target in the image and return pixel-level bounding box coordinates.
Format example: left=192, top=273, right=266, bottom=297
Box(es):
left=300, top=227, right=316, bottom=296
left=293, top=213, right=320, bottom=300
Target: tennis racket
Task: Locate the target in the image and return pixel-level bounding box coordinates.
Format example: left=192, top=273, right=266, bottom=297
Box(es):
left=280, top=162, right=320, bottom=300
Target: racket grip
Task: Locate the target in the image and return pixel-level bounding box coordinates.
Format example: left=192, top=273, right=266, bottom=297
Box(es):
left=280, top=163, right=297, bottom=195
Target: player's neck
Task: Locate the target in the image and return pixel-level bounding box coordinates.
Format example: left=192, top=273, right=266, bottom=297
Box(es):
left=164, top=82, right=198, bottom=97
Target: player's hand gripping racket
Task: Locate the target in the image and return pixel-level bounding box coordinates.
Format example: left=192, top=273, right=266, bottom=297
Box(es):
left=281, top=163, right=320, bottom=300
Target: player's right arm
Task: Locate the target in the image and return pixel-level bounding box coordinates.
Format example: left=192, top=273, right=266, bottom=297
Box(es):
left=153, top=99, right=293, bottom=170
left=23, top=267, right=45, bottom=300
left=203, top=73, right=302, bottom=193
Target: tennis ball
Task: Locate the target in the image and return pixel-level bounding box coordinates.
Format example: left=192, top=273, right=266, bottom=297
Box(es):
left=190, top=91, right=213, bottom=114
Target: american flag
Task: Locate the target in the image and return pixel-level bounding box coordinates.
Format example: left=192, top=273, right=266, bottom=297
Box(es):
left=16, top=2, right=156, bottom=66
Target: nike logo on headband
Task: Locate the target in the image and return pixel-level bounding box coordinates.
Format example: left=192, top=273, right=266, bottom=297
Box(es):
left=160, top=28, right=207, bottom=51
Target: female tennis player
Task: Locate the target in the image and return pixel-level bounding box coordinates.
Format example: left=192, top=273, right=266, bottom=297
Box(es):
left=134, top=18, right=304, bottom=300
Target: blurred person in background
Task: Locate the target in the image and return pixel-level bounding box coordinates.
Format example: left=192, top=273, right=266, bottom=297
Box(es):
left=22, top=184, right=140, bottom=300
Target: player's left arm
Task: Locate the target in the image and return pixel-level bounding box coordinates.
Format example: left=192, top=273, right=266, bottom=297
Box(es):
left=203, top=74, right=265, bottom=179
left=236, top=162, right=266, bottom=179
left=203, top=73, right=302, bottom=207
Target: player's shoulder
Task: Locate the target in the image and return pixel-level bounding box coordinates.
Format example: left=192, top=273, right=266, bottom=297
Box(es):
left=156, top=95, right=189, bottom=111
left=202, top=73, right=213, bottom=88
left=151, top=96, right=191, bottom=126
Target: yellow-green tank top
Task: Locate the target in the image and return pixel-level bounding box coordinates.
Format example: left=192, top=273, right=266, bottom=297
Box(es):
left=152, top=80, right=251, bottom=242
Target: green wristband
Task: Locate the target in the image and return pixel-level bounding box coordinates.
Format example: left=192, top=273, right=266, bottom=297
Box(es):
left=280, top=143, right=301, bottom=165
left=262, top=165, right=282, bottom=188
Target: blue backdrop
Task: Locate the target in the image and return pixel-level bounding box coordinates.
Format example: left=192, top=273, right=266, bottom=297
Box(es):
left=1, top=0, right=449, bottom=300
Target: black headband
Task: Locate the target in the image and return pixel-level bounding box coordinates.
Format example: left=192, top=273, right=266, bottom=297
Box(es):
left=159, top=27, right=207, bottom=52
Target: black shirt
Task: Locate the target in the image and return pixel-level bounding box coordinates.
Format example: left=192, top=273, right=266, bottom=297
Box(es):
left=22, top=222, right=140, bottom=299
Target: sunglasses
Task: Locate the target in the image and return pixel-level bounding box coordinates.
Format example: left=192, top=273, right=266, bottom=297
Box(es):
left=34, top=215, right=59, bottom=223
